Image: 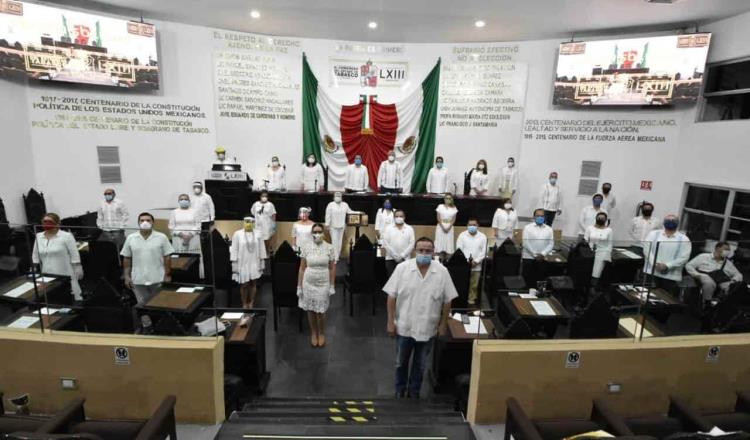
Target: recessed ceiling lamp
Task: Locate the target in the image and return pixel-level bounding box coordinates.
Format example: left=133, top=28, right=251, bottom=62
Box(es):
left=368, top=21, right=378, bottom=29
left=475, top=20, right=486, bottom=28
left=250, top=10, right=261, bottom=19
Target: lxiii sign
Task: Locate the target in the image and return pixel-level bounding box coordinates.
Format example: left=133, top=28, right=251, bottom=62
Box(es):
left=329, top=58, right=409, bottom=88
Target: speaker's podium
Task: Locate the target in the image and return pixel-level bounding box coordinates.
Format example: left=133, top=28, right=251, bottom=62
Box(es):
left=204, top=163, right=253, bottom=220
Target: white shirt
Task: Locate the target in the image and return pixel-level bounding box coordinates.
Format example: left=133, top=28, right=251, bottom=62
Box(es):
left=584, top=226, right=613, bottom=260
left=292, top=222, right=314, bottom=251
left=375, top=209, right=395, bottom=233
left=32, top=230, right=81, bottom=296
left=629, top=216, right=660, bottom=246
left=120, top=231, right=174, bottom=285
left=470, top=171, right=490, bottom=195
left=301, top=164, right=325, bottom=191
left=426, top=167, right=449, bottom=194
left=251, top=201, right=277, bottom=238
left=456, top=230, right=488, bottom=272
left=97, top=198, right=129, bottom=230
left=191, top=192, right=215, bottom=222
left=644, top=229, right=692, bottom=281
left=685, top=253, right=743, bottom=283
left=345, top=164, right=369, bottom=191
left=539, top=183, right=562, bottom=211
left=578, top=206, right=607, bottom=235
left=601, top=193, right=616, bottom=210
left=378, top=160, right=402, bottom=189
left=383, top=259, right=458, bottom=342
left=499, top=166, right=518, bottom=193
left=381, top=224, right=415, bottom=261
left=521, top=223, right=554, bottom=259
left=492, top=209, right=518, bottom=242
left=325, top=201, right=351, bottom=229
left=266, top=166, right=286, bottom=191
left=168, top=208, right=201, bottom=236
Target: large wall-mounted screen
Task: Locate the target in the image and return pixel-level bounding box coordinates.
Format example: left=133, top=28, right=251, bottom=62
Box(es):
left=553, top=33, right=711, bottom=106
left=0, top=0, right=158, bottom=89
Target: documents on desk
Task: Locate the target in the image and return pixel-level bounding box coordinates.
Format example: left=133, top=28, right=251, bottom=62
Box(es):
left=451, top=313, right=488, bottom=334
left=195, top=316, right=226, bottom=336
left=618, top=317, right=653, bottom=338
left=7, top=316, right=39, bottom=329
left=176, top=286, right=204, bottom=293
left=221, top=312, right=245, bottom=320
left=615, top=248, right=642, bottom=259
left=530, top=300, right=557, bottom=316
left=34, top=276, right=57, bottom=283
left=3, top=282, right=35, bottom=298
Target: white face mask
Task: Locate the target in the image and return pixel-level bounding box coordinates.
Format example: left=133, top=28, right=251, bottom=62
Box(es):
left=394, top=217, right=404, bottom=225
left=312, top=232, right=323, bottom=243
left=139, top=221, right=152, bottom=231
left=477, top=164, right=485, bottom=170
left=260, top=196, right=268, bottom=203
left=388, top=155, right=395, bottom=162
left=193, top=187, right=202, bottom=195
left=720, top=249, right=731, bottom=258
left=217, top=153, right=226, bottom=160
left=504, top=203, right=512, bottom=210
left=508, top=162, right=514, bottom=168
left=334, top=196, right=342, bottom=203
left=307, top=157, right=315, bottom=164
left=271, top=160, right=279, bottom=167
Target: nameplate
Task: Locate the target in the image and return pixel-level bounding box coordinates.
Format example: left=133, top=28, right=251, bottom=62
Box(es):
left=206, top=170, right=247, bottom=181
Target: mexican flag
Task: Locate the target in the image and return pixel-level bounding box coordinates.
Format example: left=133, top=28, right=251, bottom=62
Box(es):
left=302, top=54, right=440, bottom=193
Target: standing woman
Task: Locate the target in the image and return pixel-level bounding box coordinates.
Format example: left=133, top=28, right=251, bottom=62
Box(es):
left=297, top=223, right=336, bottom=347
left=32, top=213, right=83, bottom=300
left=265, top=156, right=286, bottom=191
left=251, top=191, right=277, bottom=254
left=301, top=154, right=325, bottom=192
left=375, top=198, right=395, bottom=241
left=491, top=199, right=518, bottom=246
left=470, top=159, right=489, bottom=196
left=292, top=207, right=315, bottom=252
left=435, top=193, right=458, bottom=255
left=584, top=212, right=613, bottom=285
left=169, top=194, right=201, bottom=254
left=230, top=217, right=267, bottom=308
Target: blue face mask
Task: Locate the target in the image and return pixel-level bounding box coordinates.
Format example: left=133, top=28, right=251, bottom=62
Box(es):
left=436, top=162, right=443, bottom=169
left=549, top=178, right=557, bottom=185
left=593, top=198, right=602, bottom=207
left=179, top=200, right=190, bottom=209
left=355, top=158, right=362, bottom=166
left=535, top=216, right=546, bottom=225
left=664, top=219, right=679, bottom=230
left=468, top=225, right=478, bottom=234
left=105, top=194, right=114, bottom=202
left=416, top=254, right=432, bottom=266
left=383, top=202, right=392, bottom=210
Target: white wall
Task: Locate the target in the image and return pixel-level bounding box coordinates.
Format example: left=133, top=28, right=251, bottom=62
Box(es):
left=1, top=8, right=749, bottom=240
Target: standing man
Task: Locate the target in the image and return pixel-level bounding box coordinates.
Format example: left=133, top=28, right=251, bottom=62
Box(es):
left=577, top=194, right=607, bottom=235
left=97, top=188, right=129, bottom=249
left=345, top=155, right=369, bottom=192
left=191, top=181, right=215, bottom=230
left=325, top=191, right=352, bottom=262
left=600, top=182, right=616, bottom=211
left=378, top=150, right=403, bottom=193
left=644, top=215, right=692, bottom=295
left=521, top=208, right=555, bottom=286
left=686, top=242, right=743, bottom=301
left=539, top=172, right=562, bottom=226
left=381, top=210, right=415, bottom=277
left=426, top=156, right=449, bottom=194
left=214, top=146, right=230, bottom=165
left=121, top=212, right=174, bottom=306
left=499, top=157, right=518, bottom=201
left=384, top=237, right=457, bottom=398
left=456, top=218, right=488, bottom=306
left=628, top=202, right=659, bottom=252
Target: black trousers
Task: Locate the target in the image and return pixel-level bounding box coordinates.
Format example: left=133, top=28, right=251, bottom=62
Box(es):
left=543, top=210, right=557, bottom=226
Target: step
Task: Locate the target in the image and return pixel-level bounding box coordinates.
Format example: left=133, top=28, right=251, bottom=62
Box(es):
left=215, top=422, right=475, bottom=440
left=227, top=414, right=466, bottom=425
left=235, top=408, right=461, bottom=416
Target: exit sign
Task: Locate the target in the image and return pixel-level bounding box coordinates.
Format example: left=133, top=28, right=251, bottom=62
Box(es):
left=640, top=180, right=653, bottom=191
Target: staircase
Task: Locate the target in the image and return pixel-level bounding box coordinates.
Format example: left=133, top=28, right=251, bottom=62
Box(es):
left=215, top=397, right=474, bottom=440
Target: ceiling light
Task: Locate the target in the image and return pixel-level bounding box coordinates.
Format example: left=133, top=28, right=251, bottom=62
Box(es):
left=250, top=10, right=260, bottom=19
left=368, top=21, right=378, bottom=29
left=475, top=20, right=486, bottom=28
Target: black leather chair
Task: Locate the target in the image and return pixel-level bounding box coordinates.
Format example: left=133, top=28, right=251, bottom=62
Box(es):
left=81, top=280, right=134, bottom=334
left=22, top=189, right=46, bottom=226
left=598, top=396, right=713, bottom=439
left=445, top=249, right=471, bottom=309
left=490, top=239, right=522, bottom=292
left=86, top=241, right=122, bottom=289
left=566, top=240, right=595, bottom=291
left=494, top=317, right=535, bottom=339
left=343, top=235, right=378, bottom=316
left=705, top=283, right=750, bottom=334
left=569, top=293, right=619, bottom=339
left=0, top=394, right=85, bottom=437
left=271, top=241, right=301, bottom=331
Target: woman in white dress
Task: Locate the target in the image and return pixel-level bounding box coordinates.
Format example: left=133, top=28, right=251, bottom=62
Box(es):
left=374, top=198, right=395, bottom=241
left=435, top=194, right=458, bottom=254
left=32, top=213, right=83, bottom=300
left=470, top=159, right=490, bottom=196
left=251, top=191, right=276, bottom=254
left=584, top=211, right=613, bottom=284
left=291, top=207, right=314, bottom=253
left=265, top=156, right=286, bottom=191
left=296, top=223, right=336, bottom=347
left=169, top=194, right=201, bottom=254
left=492, top=199, right=519, bottom=246
left=230, top=217, right=267, bottom=308
left=301, top=154, right=325, bottom=192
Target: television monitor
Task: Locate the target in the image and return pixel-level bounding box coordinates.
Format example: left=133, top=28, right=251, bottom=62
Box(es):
left=553, top=33, right=711, bottom=106
left=0, top=0, right=159, bottom=89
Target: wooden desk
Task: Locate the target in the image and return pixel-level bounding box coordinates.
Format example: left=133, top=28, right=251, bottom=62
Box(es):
left=170, top=254, right=200, bottom=284
left=136, top=287, right=213, bottom=335
left=143, top=290, right=208, bottom=313
left=431, top=315, right=496, bottom=392
left=617, top=286, right=683, bottom=309
left=501, top=295, right=570, bottom=337
left=1, top=309, right=80, bottom=331
left=617, top=313, right=666, bottom=339
left=0, top=275, right=72, bottom=310
left=447, top=317, right=495, bottom=340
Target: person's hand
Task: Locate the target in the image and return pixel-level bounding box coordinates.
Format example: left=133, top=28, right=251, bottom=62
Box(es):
left=73, top=264, right=84, bottom=280
left=124, top=276, right=133, bottom=290
left=296, top=286, right=303, bottom=297
left=329, top=286, right=336, bottom=296
left=438, top=323, right=448, bottom=337
left=655, top=263, right=669, bottom=273
left=387, top=321, right=397, bottom=337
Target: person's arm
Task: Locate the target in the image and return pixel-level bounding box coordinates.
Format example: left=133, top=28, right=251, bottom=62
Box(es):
left=521, top=229, right=534, bottom=257
left=491, top=210, right=501, bottom=237
left=96, top=203, right=103, bottom=228
left=584, top=226, right=591, bottom=243
left=426, top=169, right=433, bottom=193
left=32, top=238, right=40, bottom=265
left=291, top=225, right=298, bottom=249
left=281, top=168, right=287, bottom=190
left=381, top=231, right=396, bottom=258
left=628, top=218, right=638, bottom=241
left=297, top=257, right=307, bottom=293
left=542, top=230, right=554, bottom=256
left=65, top=234, right=82, bottom=266
left=666, top=238, right=692, bottom=272
left=163, top=255, right=172, bottom=282
left=557, top=188, right=563, bottom=214
left=229, top=232, right=238, bottom=262
left=375, top=210, right=383, bottom=233
left=121, top=202, right=129, bottom=228
left=122, top=257, right=133, bottom=289
left=511, top=170, right=518, bottom=192
left=578, top=208, right=587, bottom=233
left=476, top=235, right=487, bottom=265
left=329, top=259, right=336, bottom=292
left=387, top=296, right=397, bottom=337
left=168, top=211, right=177, bottom=237
left=438, top=302, right=451, bottom=336
left=684, top=254, right=701, bottom=278
left=208, top=196, right=215, bottom=221
left=325, top=204, right=332, bottom=229
left=317, top=165, right=325, bottom=190
left=362, top=166, right=370, bottom=191
left=403, top=229, right=415, bottom=260
left=378, top=164, right=386, bottom=187
left=397, top=163, right=403, bottom=189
